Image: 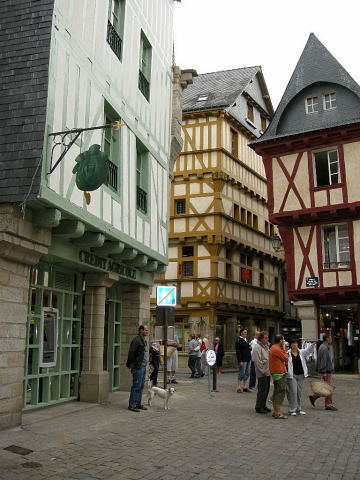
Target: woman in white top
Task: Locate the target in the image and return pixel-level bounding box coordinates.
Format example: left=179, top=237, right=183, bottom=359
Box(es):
left=287, top=339, right=315, bottom=416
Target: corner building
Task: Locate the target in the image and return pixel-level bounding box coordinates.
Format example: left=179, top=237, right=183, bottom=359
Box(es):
left=152, top=67, right=288, bottom=367
left=0, top=0, right=180, bottom=429
left=251, top=34, right=360, bottom=371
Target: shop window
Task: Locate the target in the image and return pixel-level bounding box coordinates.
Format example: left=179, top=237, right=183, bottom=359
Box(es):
left=182, top=261, right=194, bottom=277
left=305, top=96, right=318, bottom=114
left=136, top=140, right=149, bottom=214
left=314, top=149, right=340, bottom=187
left=107, top=0, right=125, bottom=60
left=175, top=198, right=186, bottom=214
left=230, top=128, right=238, bottom=156
left=103, top=104, right=121, bottom=192
left=175, top=317, right=190, bottom=352
left=182, top=246, right=194, bottom=257
left=138, top=30, right=152, bottom=101
left=323, top=224, right=350, bottom=269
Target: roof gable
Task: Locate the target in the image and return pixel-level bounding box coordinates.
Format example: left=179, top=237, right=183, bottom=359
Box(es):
left=253, top=33, right=360, bottom=144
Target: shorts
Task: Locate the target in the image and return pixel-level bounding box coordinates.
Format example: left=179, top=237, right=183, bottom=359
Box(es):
left=272, top=374, right=287, bottom=404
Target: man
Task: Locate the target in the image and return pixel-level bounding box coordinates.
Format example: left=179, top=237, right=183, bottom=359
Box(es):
left=309, top=334, right=337, bottom=411
left=126, top=325, right=149, bottom=412
left=195, top=333, right=204, bottom=377
left=235, top=328, right=251, bottom=393
left=269, top=334, right=289, bottom=419
left=251, top=331, right=271, bottom=414
left=200, top=334, right=211, bottom=375
left=188, top=334, right=199, bottom=378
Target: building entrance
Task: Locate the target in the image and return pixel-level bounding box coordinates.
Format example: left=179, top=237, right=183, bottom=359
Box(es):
left=24, top=265, right=83, bottom=409
left=104, top=285, right=122, bottom=390
left=319, top=304, right=359, bottom=372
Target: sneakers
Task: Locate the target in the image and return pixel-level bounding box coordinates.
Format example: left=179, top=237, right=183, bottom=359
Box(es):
left=325, top=405, right=338, bottom=411
left=309, top=395, right=316, bottom=407
left=298, top=410, right=306, bottom=415
left=289, top=412, right=297, bottom=416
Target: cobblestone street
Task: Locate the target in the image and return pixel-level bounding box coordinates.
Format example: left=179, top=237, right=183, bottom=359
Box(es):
left=0, top=373, right=359, bottom=480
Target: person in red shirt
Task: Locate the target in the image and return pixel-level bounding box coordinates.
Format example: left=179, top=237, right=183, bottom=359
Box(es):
left=269, top=334, right=289, bottom=419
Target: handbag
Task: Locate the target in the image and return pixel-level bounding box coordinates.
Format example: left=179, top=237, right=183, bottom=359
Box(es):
left=310, top=380, right=335, bottom=397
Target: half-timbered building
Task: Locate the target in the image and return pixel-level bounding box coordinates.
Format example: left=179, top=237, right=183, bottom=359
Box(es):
left=0, top=0, right=187, bottom=430
left=251, top=34, right=360, bottom=371
left=152, top=67, right=290, bottom=366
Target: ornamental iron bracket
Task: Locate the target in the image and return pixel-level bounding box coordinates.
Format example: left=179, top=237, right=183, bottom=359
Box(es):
left=48, top=122, right=124, bottom=174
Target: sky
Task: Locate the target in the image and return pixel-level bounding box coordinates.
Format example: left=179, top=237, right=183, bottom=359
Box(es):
left=174, top=0, right=360, bottom=110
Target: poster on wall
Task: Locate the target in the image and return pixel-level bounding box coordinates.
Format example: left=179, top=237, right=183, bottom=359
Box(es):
left=40, top=308, right=59, bottom=367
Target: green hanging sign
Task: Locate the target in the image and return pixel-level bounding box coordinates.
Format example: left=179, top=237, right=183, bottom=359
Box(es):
left=72, top=144, right=109, bottom=192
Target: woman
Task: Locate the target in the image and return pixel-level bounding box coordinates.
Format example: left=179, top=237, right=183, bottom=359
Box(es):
left=214, top=337, right=225, bottom=374
left=287, top=339, right=315, bottom=416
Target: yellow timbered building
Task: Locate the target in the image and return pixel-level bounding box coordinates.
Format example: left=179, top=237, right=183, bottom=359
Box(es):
left=152, top=67, right=291, bottom=365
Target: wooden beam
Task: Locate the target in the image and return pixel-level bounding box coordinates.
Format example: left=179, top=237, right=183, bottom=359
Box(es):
left=95, top=241, right=125, bottom=255
left=143, top=260, right=158, bottom=272
left=53, top=220, right=85, bottom=238
left=112, top=248, right=138, bottom=261
left=126, top=254, right=148, bottom=268
left=33, top=208, right=61, bottom=228
left=72, top=232, right=105, bottom=248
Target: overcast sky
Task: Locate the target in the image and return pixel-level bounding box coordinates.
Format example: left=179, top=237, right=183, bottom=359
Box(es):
left=174, top=0, right=360, bottom=109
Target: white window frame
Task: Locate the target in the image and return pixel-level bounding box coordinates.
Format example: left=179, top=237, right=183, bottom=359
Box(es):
left=323, top=92, right=336, bottom=110
left=305, top=96, right=319, bottom=114
left=322, top=223, right=350, bottom=269
left=313, top=148, right=340, bottom=187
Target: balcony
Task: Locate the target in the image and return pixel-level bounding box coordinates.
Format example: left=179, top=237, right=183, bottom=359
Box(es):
left=138, top=70, right=150, bottom=100
left=106, top=160, right=118, bottom=191
left=137, top=186, right=147, bottom=214
left=107, top=20, right=122, bottom=60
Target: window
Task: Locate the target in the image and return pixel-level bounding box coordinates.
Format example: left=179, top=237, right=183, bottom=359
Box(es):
left=182, top=261, right=194, bottom=277
left=226, top=263, right=233, bottom=280
left=175, top=199, right=186, bottom=214
left=103, top=105, right=120, bottom=191
left=136, top=140, right=148, bottom=214
left=241, top=208, right=246, bottom=223
left=323, top=92, right=336, bottom=110
left=138, top=31, right=152, bottom=101
left=259, top=272, right=264, bottom=288
left=323, top=224, right=350, bottom=269
left=314, top=149, right=340, bottom=186
left=230, top=129, right=238, bottom=156
left=182, top=246, right=193, bottom=257
left=197, top=94, right=208, bottom=101
left=260, top=116, right=267, bottom=132
left=253, top=215, right=258, bottom=230
left=240, top=255, right=252, bottom=284
left=107, top=0, right=125, bottom=60
left=233, top=204, right=239, bottom=220
left=264, top=221, right=270, bottom=236
left=305, top=96, right=319, bottom=114
left=247, top=103, right=254, bottom=122
left=247, top=211, right=252, bottom=226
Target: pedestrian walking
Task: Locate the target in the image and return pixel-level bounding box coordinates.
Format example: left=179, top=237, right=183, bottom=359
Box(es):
left=188, top=334, right=199, bottom=378
left=309, top=334, right=338, bottom=411
left=214, top=337, right=225, bottom=374
left=126, top=325, right=149, bottom=412
left=235, top=328, right=251, bottom=393
left=287, top=339, right=315, bottom=415
left=251, top=331, right=271, bottom=414
left=269, top=334, right=289, bottom=419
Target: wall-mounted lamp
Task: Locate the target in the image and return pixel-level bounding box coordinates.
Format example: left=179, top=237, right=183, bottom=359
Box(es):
left=271, top=234, right=283, bottom=252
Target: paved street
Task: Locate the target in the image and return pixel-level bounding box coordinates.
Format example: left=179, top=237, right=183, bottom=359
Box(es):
left=0, top=373, right=359, bottom=480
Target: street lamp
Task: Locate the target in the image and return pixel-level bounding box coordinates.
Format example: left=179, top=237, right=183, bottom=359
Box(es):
left=271, top=233, right=283, bottom=252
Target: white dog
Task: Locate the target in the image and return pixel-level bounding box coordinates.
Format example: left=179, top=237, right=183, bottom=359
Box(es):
left=147, top=385, right=175, bottom=410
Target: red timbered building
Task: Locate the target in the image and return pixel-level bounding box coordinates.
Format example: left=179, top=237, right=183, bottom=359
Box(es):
left=251, top=34, right=360, bottom=371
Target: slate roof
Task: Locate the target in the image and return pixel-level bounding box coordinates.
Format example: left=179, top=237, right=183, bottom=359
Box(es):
left=251, top=33, right=360, bottom=146
left=182, top=66, right=261, bottom=112
left=0, top=0, right=54, bottom=204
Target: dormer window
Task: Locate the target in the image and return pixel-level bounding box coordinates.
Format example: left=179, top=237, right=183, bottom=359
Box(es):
left=323, top=92, right=336, bottom=110
left=305, top=96, right=319, bottom=114
left=197, top=94, right=208, bottom=102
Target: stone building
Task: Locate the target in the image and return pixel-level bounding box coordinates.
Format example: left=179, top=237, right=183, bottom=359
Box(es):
left=0, top=0, right=190, bottom=430
left=251, top=34, right=360, bottom=371
left=151, top=67, right=292, bottom=367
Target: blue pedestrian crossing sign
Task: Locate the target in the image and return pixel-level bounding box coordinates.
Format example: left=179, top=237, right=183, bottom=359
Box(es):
left=156, top=286, right=177, bottom=306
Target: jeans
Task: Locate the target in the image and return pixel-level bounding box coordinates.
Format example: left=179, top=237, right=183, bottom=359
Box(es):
left=287, top=374, right=305, bottom=413
left=238, top=361, right=251, bottom=381
left=129, top=367, right=146, bottom=408
left=188, top=355, right=197, bottom=375
left=255, top=375, right=270, bottom=410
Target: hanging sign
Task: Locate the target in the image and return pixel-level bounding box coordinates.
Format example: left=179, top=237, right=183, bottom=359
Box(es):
left=206, top=349, right=217, bottom=366
left=241, top=268, right=251, bottom=281
left=72, top=144, right=109, bottom=192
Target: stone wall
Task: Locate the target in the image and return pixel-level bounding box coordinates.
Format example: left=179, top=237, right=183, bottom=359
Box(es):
left=0, top=205, right=50, bottom=429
